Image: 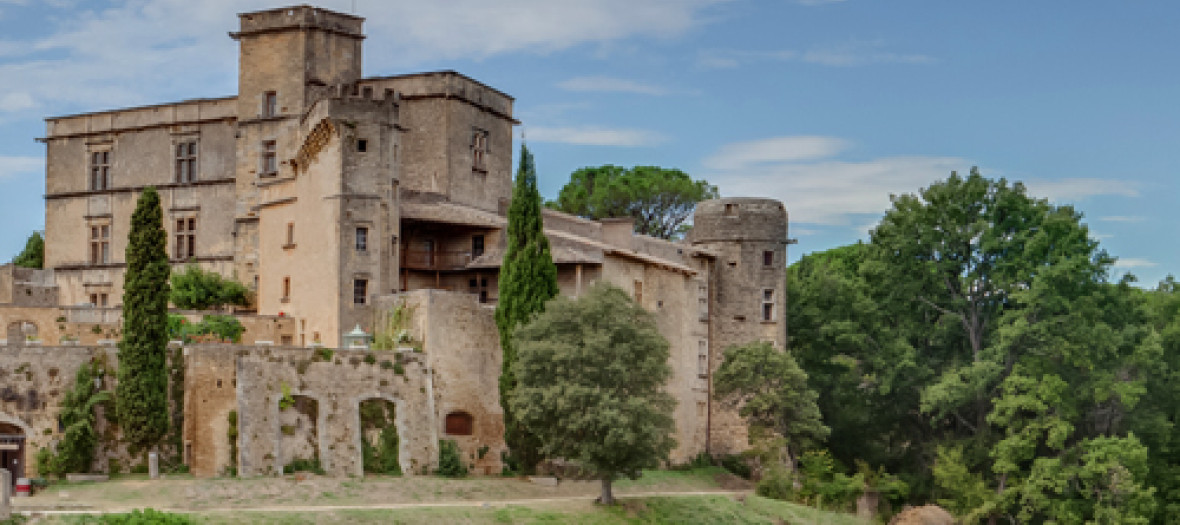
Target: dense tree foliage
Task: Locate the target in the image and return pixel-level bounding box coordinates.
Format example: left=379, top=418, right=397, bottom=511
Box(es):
left=787, top=169, right=1178, bottom=523
left=713, top=341, right=829, bottom=464
left=547, top=165, right=718, bottom=239
left=170, top=264, right=250, bottom=310
left=37, top=360, right=110, bottom=475
left=11, top=231, right=44, bottom=268
left=510, top=284, right=676, bottom=505
left=117, top=187, right=171, bottom=453
left=494, top=143, right=559, bottom=473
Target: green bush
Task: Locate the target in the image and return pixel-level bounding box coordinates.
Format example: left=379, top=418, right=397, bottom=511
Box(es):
left=756, top=466, right=795, bottom=501
left=436, top=439, right=466, bottom=478
left=170, top=263, right=250, bottom=310
left=719, top=454, right=752, bottom=479
left=168, top=314, right=245, bottom=343
left=284, top=458, right=325, bottom=475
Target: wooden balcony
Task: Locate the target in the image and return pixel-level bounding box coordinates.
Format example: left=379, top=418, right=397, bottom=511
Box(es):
left=402, top=250, right=474, bottom=271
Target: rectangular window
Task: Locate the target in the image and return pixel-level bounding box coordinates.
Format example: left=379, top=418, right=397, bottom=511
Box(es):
left=698, top=284, right=709, bottom=321
left=762, top=288, right=775, bottom=322
left=357, top=139, right=368, bottom=152
left=471, top=129, right=488, bottom=172
left=90, top=151, right=111, bottom=190
left=471, top=235, right=485, bottom=258
left=90, top=293, right=108, bottom=307
left=174, top=218, right=196, bottom=260
left=89, top=224, right=110, bottom=264
left=634, top=280, right=643, bottom=304
left=763, top=250, right=774, bottom=267
left=175, top=141, right=198, bottom=183
left=281, top=277, right=291, bottom=302
left=698, top=340, right=709, bottom=377
left=261, top=140, right=277, bottom=176
left=263, top=91, right=277, bottom=117
left=353, top=278, right=368, bottom=305
left=285, top=222, right=294, bottom=247
left=355, top=227, right=368, bottom=252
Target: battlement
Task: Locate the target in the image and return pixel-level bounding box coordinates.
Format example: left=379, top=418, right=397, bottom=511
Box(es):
left=691, top=198, right=788, bottom=243
left=231, top=5, right=364, bottom=40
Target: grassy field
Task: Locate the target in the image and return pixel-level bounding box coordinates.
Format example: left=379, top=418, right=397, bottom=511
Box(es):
left=14, top=468, right=867, bottom=524
left=34, top=495, right=866, bottom=524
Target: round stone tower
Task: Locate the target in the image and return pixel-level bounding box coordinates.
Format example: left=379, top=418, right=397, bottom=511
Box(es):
left=690, top=197, right=788, bottom=455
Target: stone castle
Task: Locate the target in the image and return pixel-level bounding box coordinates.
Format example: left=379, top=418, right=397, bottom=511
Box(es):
left=0, top=5, right=789, bottom=480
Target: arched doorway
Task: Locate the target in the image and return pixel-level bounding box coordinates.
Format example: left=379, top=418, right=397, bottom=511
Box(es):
left=0, top=421, right=25, bottom=484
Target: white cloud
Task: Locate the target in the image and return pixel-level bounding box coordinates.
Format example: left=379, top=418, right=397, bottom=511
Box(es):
left=0, top=1, right=723, bottom=115
left=703, top=137, right=969, bottom=226
left=557, top=76, right=668, bottom=96
left=703, top=136, right=847, bottom=170
left=0, top=155, right=42, bottom=180
left=527, top=125, right=664, bottom=147
left=1097, top=215, right=1145, bottom=223
left=0, top=92, right=35, bottom=112
left=1023, top=178, right=1139, bottom=202
left=1114, top=258, right=1158, bottom=269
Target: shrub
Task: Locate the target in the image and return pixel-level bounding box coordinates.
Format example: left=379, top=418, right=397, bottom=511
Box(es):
left=284, top=458, right=325, bottom=475
left=720, top=454, right=752, bottom=480
left=168, top=314, right=245, bottom=343
left=436, top=439, right=466, bottom=478
left=170, top=263, right=250, bottom=310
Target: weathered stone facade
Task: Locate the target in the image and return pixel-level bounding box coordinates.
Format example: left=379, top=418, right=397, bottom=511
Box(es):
left=1, top=5, right=790, bottom=479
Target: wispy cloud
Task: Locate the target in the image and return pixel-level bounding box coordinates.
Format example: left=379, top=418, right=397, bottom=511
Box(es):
left=699, top=40, right=934, bottom=69
left=1114, top=258, right=1158, bottom=269
left=0, top=155, right=42, bottom=180
left=703, top=136, right=847, bottom=170
left=527, top=125, right=664, bottom=147
left=1023, top=178, right=1140, bottom=202
left=1097, top=215, right=1146, bottom=223
left=557, top=76, right=668, bottom=96
left=0, top=1, right=725, bottom=116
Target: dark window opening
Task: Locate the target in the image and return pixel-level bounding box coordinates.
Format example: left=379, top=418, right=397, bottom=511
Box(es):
left=90, top=151, right=111, bottom=191
left=763, top=250, right=774, bottom=267
left=355, top=227, right=368, bottom=252
left=445, top=411, right=473, bottom=436
left=263, top=91, right=277, bottom=117
left=175, top=141, right=198, bottom=183
left=471, top=235, right=485, bottom=258
left=357, top=139, right=368, bottom=152
left=354, top=279, right=368, bottom=305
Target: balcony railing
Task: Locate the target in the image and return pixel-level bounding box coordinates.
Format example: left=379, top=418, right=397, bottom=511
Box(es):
left=402, top=250, right=473, bottom=271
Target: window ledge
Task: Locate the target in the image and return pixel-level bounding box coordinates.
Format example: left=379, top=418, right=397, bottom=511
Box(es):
left=282, top=243, right=297, bottom=250
left=280, top=297, right=290, bottom=303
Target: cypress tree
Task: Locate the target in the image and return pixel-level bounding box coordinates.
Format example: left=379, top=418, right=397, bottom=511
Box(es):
left=495, top=143, right=558, bottom=472
left=12, top=231, right=44, bottom=269
left=117, top=187, right=171, bottom=452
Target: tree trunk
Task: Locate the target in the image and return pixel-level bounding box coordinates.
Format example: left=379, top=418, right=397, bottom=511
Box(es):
left=600, top=477, right=615, bottom=505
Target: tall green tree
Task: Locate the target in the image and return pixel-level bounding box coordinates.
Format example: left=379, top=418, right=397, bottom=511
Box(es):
left=713, top=341, right=829, bottom=464
left=548, top=165, right=718, bottom=239
left=117, top=187, right=172, bottom=453
left=495, top=143, right=559, bottom=472
left=11, top=231, right=44, bottom=269
left=510, top=283, right=676, bottom=504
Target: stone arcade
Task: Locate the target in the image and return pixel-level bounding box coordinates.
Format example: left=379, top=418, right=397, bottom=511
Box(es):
left=0, top=5, right=789, bottom=479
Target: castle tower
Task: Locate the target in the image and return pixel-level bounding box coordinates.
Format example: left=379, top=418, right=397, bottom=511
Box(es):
left=690, top=198, right=789, bottom=455
left=229, top=6, right=366, bottom=292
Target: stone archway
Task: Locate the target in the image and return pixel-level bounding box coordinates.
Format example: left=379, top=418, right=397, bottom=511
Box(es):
left=0, top=413, right=31, bottom=484
left=277, top=394, right=321, bottom=474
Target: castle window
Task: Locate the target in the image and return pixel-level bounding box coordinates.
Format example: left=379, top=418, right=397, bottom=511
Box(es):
left=357, top=139, right=368, bottom=152
left=471, top=129, right=488, bottom=173
left=355, top=227, right=368, bottom=252
left=262, top=91, right=277, bottom=117
left=90, top=150, right=111, bottom=191
left=445, top=411, right=473, bottom=436
left=261, top=140, right=277, bottom=176
left=89, top=293, right=109, bottom=307
left=175, top=141, right=198, bottom=183
left=89, top=224, right=110, bottom=264
left=471, top=235, right=485, bottom=258
left=724, top=203, right=737, bottom=217
left=284, top=222, right=295, bottom=248
left=763, top=250, right=774, bottom=267
left=698, top=340, right=708, bottom=378
left=633, top=280, right=643, bottom=304
left=698, top=284, right=709, bottom=321
left=762, top=288, right=775, bottom=322
left=281, top=277, right=291, bottom=302
left=174, top=218, right=196, bottom=260
left=353, top=278, right=368, bottom=305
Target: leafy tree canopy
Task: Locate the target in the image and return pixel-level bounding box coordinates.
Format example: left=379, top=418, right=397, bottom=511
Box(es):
left=12, top=231, right=44, bottom=269
left=170, top=263, right=251, bottom=310
left=548, top=165, right=718, bottom=239
left=510, top=283, right=677, bottom=504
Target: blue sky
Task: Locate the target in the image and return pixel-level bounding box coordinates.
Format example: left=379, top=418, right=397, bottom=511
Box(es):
left=0, top=1, right=1176, bottom=283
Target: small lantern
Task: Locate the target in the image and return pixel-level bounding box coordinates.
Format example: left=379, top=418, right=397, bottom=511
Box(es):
left=344, top=324, right=371, bottom=350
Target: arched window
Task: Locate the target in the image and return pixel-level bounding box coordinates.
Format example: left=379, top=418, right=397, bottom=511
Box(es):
left=444, top=411, right=473, bottom=436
